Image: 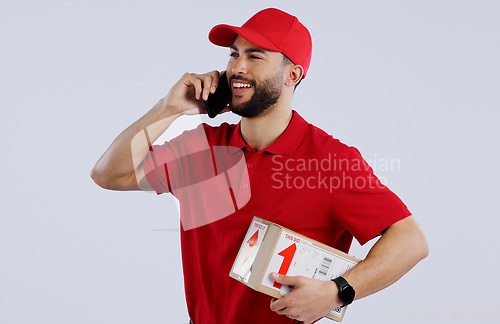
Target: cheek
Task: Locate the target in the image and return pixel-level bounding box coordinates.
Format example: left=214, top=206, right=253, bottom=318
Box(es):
left=270, top=65, right=280, bottom=73
left=225, top=61, right=233, bottom=72
left=226, top=62, right=238, bottom=80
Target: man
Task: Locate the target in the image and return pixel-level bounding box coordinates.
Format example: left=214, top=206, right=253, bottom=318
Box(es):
left=91, top=8, right=428, bottom=324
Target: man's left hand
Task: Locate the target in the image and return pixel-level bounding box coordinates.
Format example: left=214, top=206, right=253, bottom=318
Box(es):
left=269, top=272, right=342, bottom=324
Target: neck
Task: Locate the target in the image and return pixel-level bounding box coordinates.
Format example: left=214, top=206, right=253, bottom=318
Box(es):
left=240, top=99, right=293, bottom=151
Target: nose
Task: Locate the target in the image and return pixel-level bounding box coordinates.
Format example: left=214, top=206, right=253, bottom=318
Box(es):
left=231, top=56, right=247, bottom=75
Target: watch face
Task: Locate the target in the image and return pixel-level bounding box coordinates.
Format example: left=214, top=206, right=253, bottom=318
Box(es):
left=340, top=286, right=355, bottom=304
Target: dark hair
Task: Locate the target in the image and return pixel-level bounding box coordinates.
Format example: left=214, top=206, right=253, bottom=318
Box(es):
left=282, top=54, right=302, bottom=90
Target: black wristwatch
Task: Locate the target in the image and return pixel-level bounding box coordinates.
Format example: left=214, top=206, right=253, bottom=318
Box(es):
left=331, top=276, right=355, bottom=307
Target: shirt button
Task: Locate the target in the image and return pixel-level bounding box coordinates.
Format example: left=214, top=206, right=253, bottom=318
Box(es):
left=247, top=164, right=254, bottom=169
left=242, top=183, right=249, bottom=189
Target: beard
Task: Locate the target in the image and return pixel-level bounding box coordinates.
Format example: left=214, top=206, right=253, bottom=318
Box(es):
left=229, top=71, right=284, bottom=118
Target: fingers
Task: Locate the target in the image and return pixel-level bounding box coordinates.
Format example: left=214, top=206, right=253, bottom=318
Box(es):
left=270, top=297, right=302, bottom=320
left=271, top=297, right=314, bottom=323
left=271, top=272, right=300, bottom=286
left=269, top=274, right=310, bottom=321
left=269, top=274, right=329, bottom=324
left=269, top=295, right=288, bottom=313
left=184, top=71, right=220, bottom=101
left=201, top=75, right=213, bottom=101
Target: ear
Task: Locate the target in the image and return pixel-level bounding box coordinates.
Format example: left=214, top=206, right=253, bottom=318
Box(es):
left=285, top=65, right=304, bottom=87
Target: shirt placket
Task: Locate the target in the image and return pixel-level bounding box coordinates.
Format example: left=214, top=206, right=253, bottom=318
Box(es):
left=241, top=145, right=258, bottom=193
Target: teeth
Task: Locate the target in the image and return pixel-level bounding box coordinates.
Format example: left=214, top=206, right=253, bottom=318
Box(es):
left=233, top=82, right=252, bottom=88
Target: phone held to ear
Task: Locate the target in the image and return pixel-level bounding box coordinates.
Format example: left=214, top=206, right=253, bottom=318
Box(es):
left=204, top=71, right=232, bottom=118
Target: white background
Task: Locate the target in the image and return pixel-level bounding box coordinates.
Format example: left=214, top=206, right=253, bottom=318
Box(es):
left=1, top=0, right=499, bottom=323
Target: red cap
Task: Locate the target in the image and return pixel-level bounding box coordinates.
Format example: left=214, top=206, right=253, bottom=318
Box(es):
left=209, top=8, right=312, bottom=78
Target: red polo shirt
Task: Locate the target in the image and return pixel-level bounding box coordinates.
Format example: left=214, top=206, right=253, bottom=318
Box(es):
left=143, top=111, right=411, bottom=324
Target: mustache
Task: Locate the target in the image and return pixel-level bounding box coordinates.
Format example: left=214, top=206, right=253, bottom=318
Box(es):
left=229, top=75, right=256, bottom=87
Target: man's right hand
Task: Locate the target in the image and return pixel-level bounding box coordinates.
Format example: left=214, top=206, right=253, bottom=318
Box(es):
left=163, top=70, right=227, bottom=116
left=91, top=70, right=229, bottom=191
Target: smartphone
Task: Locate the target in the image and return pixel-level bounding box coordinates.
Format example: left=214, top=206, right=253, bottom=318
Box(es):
left=204, top=71, right=232, bottom=118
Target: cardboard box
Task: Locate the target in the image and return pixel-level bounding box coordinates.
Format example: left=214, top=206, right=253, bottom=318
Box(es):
left=229, top=217, right=361, bottom=322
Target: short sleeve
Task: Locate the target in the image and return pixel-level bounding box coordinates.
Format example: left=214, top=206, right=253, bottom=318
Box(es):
left=142, top=123, right=212, bottom=196
left=143, top=143, right=174, bottom=195
left=330, top=147, right=411, bottom=245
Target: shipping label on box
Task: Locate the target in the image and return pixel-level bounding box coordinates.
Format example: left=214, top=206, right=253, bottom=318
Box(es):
left=230, top=217, right=361, bottom=322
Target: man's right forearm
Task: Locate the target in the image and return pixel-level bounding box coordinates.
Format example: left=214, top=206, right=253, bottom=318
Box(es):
left=91, top=98, right=181, bottom=190
left=91, top=70, right=222, bottom=190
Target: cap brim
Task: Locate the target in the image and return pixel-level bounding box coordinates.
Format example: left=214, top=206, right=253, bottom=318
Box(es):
left=209, top=24, right=282, bottom=53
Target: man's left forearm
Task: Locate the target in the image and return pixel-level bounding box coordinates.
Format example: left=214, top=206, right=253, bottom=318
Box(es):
left=342, top=215, right=429, bottom=300
left=269, top=216, right=428, bottom=324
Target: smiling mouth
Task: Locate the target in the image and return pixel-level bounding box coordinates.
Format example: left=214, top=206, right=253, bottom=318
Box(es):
left=231, top=81, right=253, bottom=95
left=232, top=82, right=252, bottom=89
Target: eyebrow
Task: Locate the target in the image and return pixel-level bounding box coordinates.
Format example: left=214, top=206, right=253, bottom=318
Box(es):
left=230, top=45, right=268, bottom=55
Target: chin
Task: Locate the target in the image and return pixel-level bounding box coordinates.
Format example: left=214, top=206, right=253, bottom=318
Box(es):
left=230, top=104, right=272, bottom=118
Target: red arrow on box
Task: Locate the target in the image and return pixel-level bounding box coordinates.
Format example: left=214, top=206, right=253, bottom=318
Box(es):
left=240, top=230, right=260, bottom=268
left=273, top=243, right=297, bottom=289
left=247, top=230, right=259, bottom=247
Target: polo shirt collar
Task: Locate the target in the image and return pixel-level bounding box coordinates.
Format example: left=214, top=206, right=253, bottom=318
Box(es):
left=227, top=110, right=308, bottom=156
left=227, top=123, right=247, bottom=155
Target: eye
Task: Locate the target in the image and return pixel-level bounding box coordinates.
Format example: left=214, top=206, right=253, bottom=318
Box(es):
left=250, top=55, right=262, bottom=60
left=230, top=52, right=239, bottom=58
